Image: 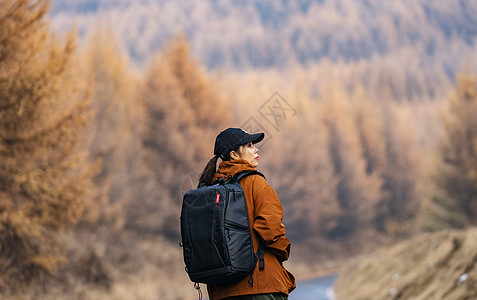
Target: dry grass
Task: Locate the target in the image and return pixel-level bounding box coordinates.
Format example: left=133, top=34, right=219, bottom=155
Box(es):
left=334, top=227, right=477, bottom=300
left=0, top=229, right=339, bottom=300
left=1, top=235, right=197, bottom=300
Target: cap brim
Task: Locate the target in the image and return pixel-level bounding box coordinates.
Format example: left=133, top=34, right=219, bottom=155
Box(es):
left=248, top=132, right=264, bottom=145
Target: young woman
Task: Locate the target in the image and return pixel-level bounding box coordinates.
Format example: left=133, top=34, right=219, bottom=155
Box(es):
left=199, top=128, right=296, bottom=300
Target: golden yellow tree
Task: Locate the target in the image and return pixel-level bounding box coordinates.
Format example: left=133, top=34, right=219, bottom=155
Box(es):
left=0, top=0, right=92, bottom=287
left=319, top=85, right=383, bottom=240
left=140, top=34, right=231, bottom=238
left=376, top=102, right=422, bottom=237
left=80, top=25, right=153, bottom=231
left=427, top=75, right=477, bottom=230
left=262, top=94, right=340, bottom=242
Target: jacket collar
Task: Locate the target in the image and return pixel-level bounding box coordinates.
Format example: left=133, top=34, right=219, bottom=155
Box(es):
left=212, top=160, right=256, bottom=183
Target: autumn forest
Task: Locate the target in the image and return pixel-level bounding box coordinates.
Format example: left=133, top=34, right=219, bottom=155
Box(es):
left=1, top=0, right=477, bottom=299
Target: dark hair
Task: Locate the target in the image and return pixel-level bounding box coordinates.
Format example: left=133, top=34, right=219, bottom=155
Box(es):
left=198, top=155, right=220, bottom=187
left=198, top=145, right=246, bottom=187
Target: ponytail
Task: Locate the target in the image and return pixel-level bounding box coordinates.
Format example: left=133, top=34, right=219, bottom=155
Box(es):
left=198, top=155, right=219, bottom=187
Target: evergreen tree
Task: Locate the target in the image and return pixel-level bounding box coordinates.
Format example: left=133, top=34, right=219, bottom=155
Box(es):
left=0, top=0, right=92, bottom=287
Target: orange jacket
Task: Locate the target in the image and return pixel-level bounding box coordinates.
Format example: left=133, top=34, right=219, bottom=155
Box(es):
left=207, top=160, right=296, bottom=300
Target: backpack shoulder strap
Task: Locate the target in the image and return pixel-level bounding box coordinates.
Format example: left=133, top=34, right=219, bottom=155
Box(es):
left=233, top=170, right=265, bottom=182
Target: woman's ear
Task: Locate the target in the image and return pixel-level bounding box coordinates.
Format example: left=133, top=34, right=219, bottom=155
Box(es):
left=229, top=150, right=240, bottom=160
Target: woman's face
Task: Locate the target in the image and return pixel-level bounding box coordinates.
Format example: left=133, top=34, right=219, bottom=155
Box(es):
left=232, top=142, right=259, bottom=167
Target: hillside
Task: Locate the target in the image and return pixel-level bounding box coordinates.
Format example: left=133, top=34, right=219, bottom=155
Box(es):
left=2, top=1, right=476, bottom=299
left=334, top=227, right=477, bottom=300
left=49, top=0, right=477, bottom=77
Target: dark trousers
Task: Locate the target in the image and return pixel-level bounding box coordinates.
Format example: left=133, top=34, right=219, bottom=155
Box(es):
left=222, top=293, right=288, bottom=300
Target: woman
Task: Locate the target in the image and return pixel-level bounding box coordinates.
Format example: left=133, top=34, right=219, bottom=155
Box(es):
left=199, top=128, right=296, bottom=300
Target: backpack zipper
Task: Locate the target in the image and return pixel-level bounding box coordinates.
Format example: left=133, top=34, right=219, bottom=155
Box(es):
left=224, top=219, right=248, bottom=231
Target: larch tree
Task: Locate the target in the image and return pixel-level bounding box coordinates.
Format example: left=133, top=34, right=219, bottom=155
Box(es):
left=348, top=85, right=423, bottom=238
left=140, top=34, right=231, bottom=238
left=319, top=85, right=383, bottom=240
left=80, top=25, right=153, bottom=231
left=427, top=75, right=477, bottom=230
left=376, top=101, right=422, bottom=237
left=263, top=95, right=340, bottom=242
left=0, top=0, right=92, bottom=287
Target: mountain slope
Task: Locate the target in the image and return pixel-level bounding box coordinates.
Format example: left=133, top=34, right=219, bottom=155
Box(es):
left=334, top=227, right=477, bottom=300
left=49, top=0, right=477, bottom=74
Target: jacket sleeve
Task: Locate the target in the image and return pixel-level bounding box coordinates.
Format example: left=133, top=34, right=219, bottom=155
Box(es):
left=252, top=177, right=291, bottom=262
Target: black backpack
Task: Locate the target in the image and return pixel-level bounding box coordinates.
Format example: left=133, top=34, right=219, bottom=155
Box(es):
left=180, top=170, right=265, bottom=287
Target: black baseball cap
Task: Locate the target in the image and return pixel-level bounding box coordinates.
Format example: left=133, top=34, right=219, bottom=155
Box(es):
left=214, top=128, right=264, bottom=160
